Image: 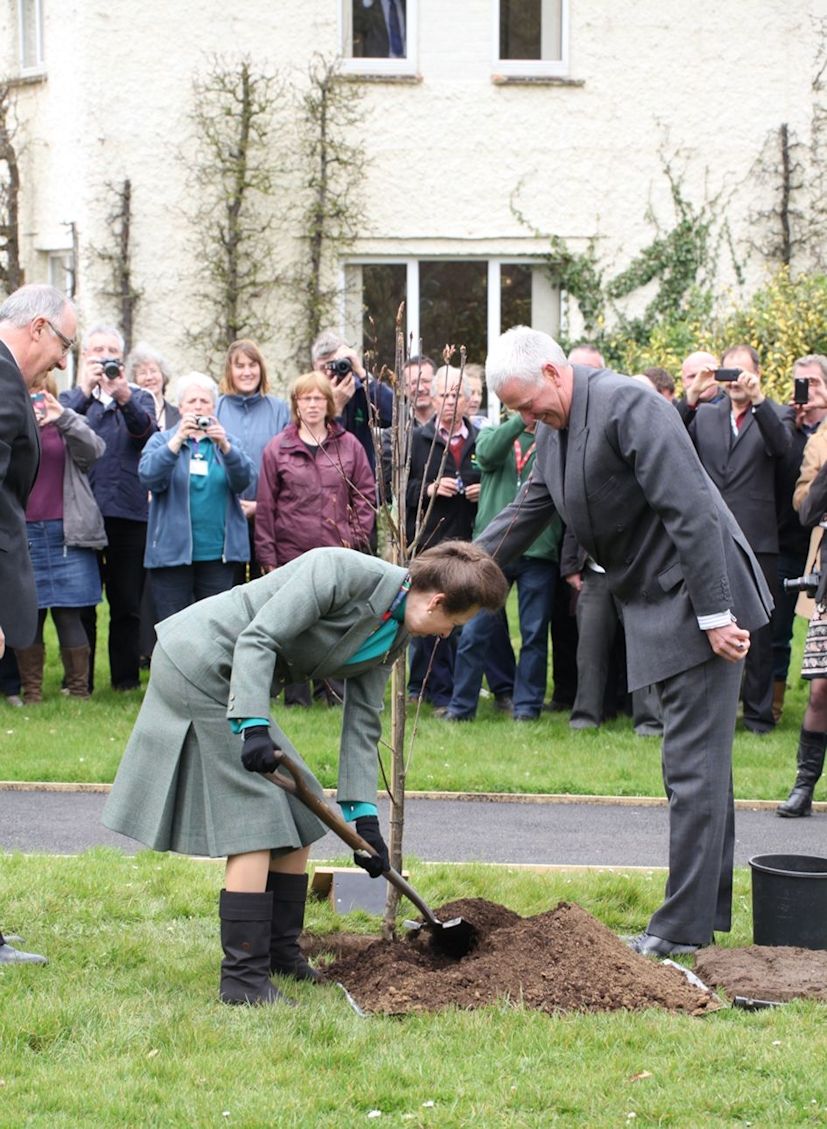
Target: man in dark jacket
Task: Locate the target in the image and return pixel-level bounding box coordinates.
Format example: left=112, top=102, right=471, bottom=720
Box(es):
left=405, top=365, right=481, bottom=708
left=60, top=324, right=157, bottom=690
left=687, top=344, right=789, bottom=733
left=0, top=282, right=77, bottom=965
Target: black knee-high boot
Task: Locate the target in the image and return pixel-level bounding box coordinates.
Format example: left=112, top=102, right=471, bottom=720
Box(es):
left=266, top=872, right=322, bottom=983
left=218, top=890, right=292, bottom=1005
left=777, top=728, right=827, bottom=818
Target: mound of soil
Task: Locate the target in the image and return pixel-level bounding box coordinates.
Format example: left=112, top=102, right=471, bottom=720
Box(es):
left=305, top=899, right=720, bottom=1016
left=695, top=945, right=827, bottom=1004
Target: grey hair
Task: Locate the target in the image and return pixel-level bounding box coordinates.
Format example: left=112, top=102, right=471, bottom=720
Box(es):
left=433, top=364, right=470, bottom=396
left=485, top=326, right=568, bottom=396
left=311, top=329, right=346, bottom=364
left=83, top=323, right=125, bottom=353
left=0, top=284, right=71, bottom=326
left=793, top=355, right=827, bottom=383
left=125, top=341, right=174, bottom=390
left=173, top=371, right=218, bottom=405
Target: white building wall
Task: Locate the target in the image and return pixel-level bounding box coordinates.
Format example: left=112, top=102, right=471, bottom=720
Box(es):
left=0, top=0, right=821, bottom=384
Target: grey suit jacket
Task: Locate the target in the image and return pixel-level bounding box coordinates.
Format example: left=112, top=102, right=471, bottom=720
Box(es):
left=478, top=367, right=772, bottom=689
left=0, top=341, right=40, bottom=648
left=156, top=547, right=409, bottom=803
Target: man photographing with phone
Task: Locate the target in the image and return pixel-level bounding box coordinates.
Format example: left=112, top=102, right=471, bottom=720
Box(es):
left=686, top=343, right=790, bottom=734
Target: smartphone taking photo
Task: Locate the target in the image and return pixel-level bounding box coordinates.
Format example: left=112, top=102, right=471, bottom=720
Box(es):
left=714, top=368, right=742, bottom=382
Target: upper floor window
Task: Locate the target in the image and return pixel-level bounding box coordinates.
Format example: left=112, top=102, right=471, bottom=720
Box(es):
left=340, top=0, right=417, bottom=77
left=494, top=0, right=569, bottom=78
left=18, top=0, right=45, bottom=73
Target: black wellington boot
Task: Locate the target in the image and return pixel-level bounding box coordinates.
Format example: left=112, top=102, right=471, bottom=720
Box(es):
left=266, top=872, right=322, bottom=983
left=777, top=729, right=827, bottom=818
left=218, top=890, right=293, bottom=1005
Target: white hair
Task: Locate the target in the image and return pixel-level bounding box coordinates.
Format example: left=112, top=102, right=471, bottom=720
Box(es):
left=82, top=323, right=125, bottom=353
left=0, top=284, right=72, bottom=326
left=173, top=371, right=218, bottom=405
left=432, top=364, right=469, bottom=396
left=485, top=326, right=568, bottom=396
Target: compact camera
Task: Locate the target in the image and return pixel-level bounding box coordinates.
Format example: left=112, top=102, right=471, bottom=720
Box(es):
left=783, top=571, right=822, bottom=596
left=98, top=358, right=122, bottom=380
left=325, top=357, right=353, bottom=380
left=196, top=416, right=212, bottom=430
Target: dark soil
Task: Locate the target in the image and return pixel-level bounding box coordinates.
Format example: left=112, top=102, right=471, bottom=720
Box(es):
left=695, top=945, right=827, bottom=1004
left=303, top=898, right=720, bottom=1016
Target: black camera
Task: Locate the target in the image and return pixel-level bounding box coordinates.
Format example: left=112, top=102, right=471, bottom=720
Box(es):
left=794, top=376, right=810, bottom=405
left=196, top=416, right=212, bottom=430
left=98, top=358, right=122, bottom=380
left=325, top=357, right=353, bottom=381
left=783, top=571, right=821, bottom=596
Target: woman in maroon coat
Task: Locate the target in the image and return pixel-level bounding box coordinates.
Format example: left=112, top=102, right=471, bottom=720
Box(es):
left=255, top=371, right=376, bottom=705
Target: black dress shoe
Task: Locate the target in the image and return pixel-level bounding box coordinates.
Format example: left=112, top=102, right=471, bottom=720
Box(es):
left=624, top=931, right=704, bottom=957
left=0, top=941, right=47, bottom=965
left=434, top=709, right=473, bottom=721
left=493, top=695, right=514, bottom=713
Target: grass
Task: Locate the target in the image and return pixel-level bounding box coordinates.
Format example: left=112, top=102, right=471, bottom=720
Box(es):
left=1, top=852, right=826, bottom=1128
left=0, top=603, right=811, bottom=801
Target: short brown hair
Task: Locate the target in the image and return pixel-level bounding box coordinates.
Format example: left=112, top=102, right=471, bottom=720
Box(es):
left=288, top=371, right=336, bottom=424
left=221, top=339, right=270, bottom=395
left=409, top=541, right=508, bottom=613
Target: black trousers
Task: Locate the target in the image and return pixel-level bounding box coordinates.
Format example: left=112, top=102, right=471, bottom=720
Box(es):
left=82, top=517, right=147, bottom=691
left=741, top=552, right=779, bottom=731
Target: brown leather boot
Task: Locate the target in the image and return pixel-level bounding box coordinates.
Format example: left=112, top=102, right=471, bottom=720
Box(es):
left=14, top=645, right=45, bottom=704
left=771, top=680, right=786, bottom=725
left=60, top=645, right=91, bottom=699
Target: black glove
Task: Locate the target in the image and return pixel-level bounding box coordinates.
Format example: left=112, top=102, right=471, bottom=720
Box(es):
left=353, top=815, right=390, bottom=878
left=240, top=726, right=281, bottom=774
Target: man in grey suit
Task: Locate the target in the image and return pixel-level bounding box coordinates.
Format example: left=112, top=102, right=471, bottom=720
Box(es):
left=477, top=326, right=772, bottom=956
left=0, top=283, right=77, bottom=966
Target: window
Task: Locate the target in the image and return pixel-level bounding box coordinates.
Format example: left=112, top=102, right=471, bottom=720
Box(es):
left=340, top=0, right=417, bottom=77
left=494, top=0, right=569, bottom=78
left=18, top=0, right=44, bottom=73
left=47, top=250, right=75, bottom=389
left=343, top=258, right=559, bottom=402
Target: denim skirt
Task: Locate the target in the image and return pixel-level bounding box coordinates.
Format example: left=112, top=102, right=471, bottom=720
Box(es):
left=27, top=519, right=102, bottom=608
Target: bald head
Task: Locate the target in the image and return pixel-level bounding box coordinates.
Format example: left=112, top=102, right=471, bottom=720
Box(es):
left=681, top=351, right=717, bottom=382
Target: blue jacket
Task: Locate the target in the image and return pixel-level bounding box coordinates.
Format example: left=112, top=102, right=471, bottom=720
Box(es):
left=215, top=392, right=289, bottom=499
left=59, top=385, right=157, bottom=521
left=139, top=427, right=255, bottom=568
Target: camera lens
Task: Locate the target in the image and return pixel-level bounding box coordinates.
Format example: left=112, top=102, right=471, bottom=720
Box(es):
left=328, top=358, right=352, bottom=377
left=100, top=359, right=121, bottom=379
left=196, top=416, right=212, bottom=429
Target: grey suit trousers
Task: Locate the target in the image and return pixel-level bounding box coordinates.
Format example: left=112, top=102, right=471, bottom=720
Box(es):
left=647, top=652, right=742, bottom=944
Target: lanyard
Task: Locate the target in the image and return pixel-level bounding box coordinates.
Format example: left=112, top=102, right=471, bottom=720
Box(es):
left=514, top=439, right=536, bottom=485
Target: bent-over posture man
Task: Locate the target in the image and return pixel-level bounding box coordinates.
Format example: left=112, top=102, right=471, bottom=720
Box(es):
left=477, top=326, right=772, bottom=956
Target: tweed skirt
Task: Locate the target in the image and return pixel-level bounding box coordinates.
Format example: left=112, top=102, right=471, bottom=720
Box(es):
left=102, top=645, right=328, bottom=857
left=802, top=602, right=827, bottom=680
left=27, top=519, right=102, bottom=608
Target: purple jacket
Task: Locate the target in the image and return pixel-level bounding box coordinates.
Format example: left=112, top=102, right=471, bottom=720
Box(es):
left=255, top=422, right=375, bottom=568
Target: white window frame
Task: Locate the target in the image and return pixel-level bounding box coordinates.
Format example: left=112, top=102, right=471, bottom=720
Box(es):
left=338, top=0, right=418, bottom=78
left=18, top=0, right=45, bottom=74
left=492, top=0, right=569, bottom=79
left=342, top=256, right=559, bottom=415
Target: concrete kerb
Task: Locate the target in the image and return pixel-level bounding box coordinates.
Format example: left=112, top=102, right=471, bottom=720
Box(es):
left=0, top=779, right=823, bottom=812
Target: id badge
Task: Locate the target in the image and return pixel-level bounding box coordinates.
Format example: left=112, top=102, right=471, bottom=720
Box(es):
left=189, top=458, right=209, bottom=477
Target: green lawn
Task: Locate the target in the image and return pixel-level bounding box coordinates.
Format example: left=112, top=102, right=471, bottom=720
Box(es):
left=0, top=604, right=811, bottom=801
left=1, top=852, right=826, bottom=1127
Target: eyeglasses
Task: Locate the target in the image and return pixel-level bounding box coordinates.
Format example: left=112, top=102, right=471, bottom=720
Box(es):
left=45, top=319, right=76, bottom=356
left=297, top=395, right=328, bottom=404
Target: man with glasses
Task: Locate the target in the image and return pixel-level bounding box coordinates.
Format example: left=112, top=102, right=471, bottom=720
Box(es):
left=60, top=325, right=157, bottom=691
left=0, top=282, right=77, bottom=965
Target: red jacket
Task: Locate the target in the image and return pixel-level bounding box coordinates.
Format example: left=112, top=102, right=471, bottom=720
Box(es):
left=255, top=421, right=375, bottom=568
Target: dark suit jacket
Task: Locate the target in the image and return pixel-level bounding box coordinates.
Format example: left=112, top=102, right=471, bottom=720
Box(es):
left=0, top=341, right=40, bottom=648
left=689, top=397, right=789, bottom=554
left=353, top=0, right=405, bottom=57
left=478, top=367, right=771, bottom=690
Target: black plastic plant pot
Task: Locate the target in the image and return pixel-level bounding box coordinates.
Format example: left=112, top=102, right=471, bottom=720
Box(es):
left=749, top=854, right=827, bottom=950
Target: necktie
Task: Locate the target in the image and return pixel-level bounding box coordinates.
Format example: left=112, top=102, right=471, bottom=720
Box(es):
left=387, top=0, right=404, bottom=57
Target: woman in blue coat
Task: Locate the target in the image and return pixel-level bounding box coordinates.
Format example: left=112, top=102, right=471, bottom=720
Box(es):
left=140, top=372, right=255, bottom=622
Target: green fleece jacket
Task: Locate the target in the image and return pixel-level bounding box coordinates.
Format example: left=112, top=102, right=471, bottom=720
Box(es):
left=473, top=413, right=561, bottom=561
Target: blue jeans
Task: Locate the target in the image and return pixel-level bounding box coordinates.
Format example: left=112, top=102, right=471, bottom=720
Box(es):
left=448, top=556, right=557, bottom=718
left=150, top=560, right=237, bottom=625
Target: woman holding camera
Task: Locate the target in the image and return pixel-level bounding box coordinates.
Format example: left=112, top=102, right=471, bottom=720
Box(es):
left=127, top=342, right=180, bottom=431
left=778, top=419, right=827, bottom=816
left=139, top=372, right=255, bottom=624
left=13, top=374, right=106, bottom=702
